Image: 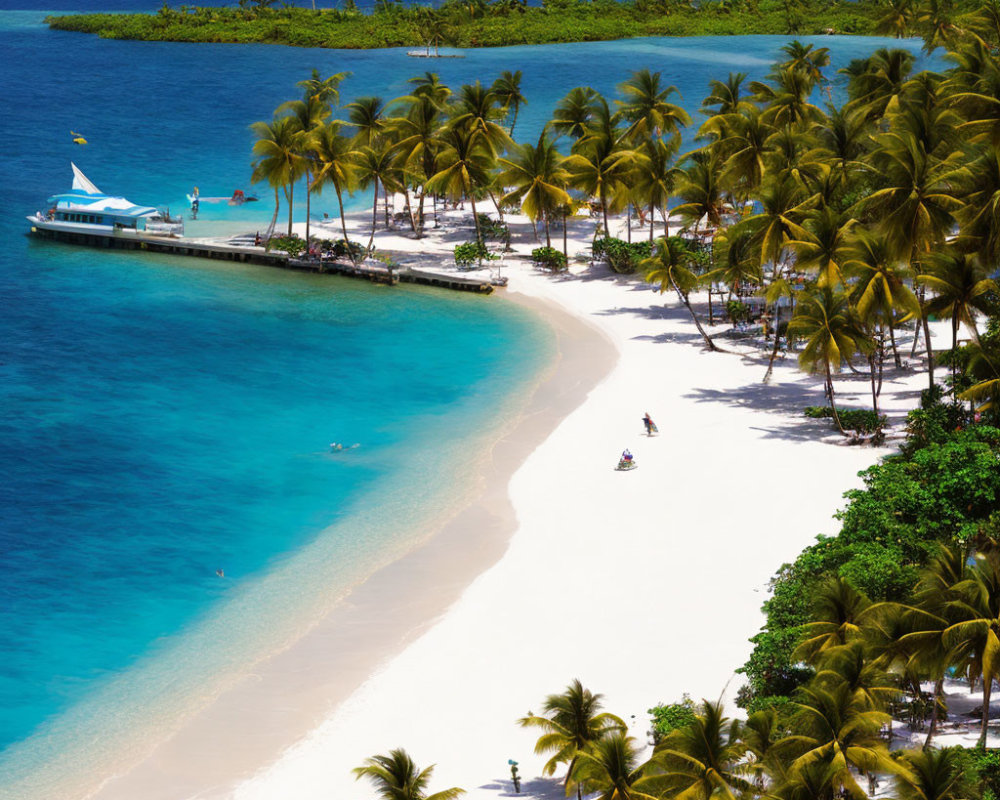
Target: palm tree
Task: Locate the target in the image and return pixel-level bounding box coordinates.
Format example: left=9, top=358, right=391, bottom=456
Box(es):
left=648, top=700, right=749, bottom=800
left=842, top=47, right=915, bottom=120
left=551, top=86, right=602, bottom=141
left=788, top=286, right=871, bottom=436
left=353, top=749, right=464, bottom=800
left=711, top=225, right=762, bottom=300
left=789, top=206, right=854, bottom=290
left=310, top=121, right=359, bottom=263
left=672, top=149, right=729, bottom=233
left=778, top=40, right=831, bottom=90
left=942, top=550, right=1000, bottom=746
left=564, top=112, right=633, bottom=237
left=856, top=129, right=963, bottom=387
left=568, top=734, right=659, bottom=800
left=921, top=247, right=999, bottom=372
left=250, top=115, right=306, bottom=241
left=642, top=236, right=721, bottom=352
left=715, top=107, right=775, bottom=200
left=793, top=578, right=871, bottom=665
left=740, top=707, right=789, bottom=789
left=345, top=95, right=389, bottom=224
left=736, top=172, right=815, bottom=381
left=616, top=68, right=691, bottom=144
left=391, top=93, right=445, bottom=235
left=354, top=141, right=400, bottom=253
left=896, top=547, right=968, bottom=749
left=449, top=81, right=511, bottom=156
left=893, top=747, right=978, bottom=800
left=518, top=679, right=626, bottom=799
left=845, top=229, right=920, bottom=409
left=408, top=71, right=452, bottom=109
left=782, top=681, right=898, bottom=797
left=345, top=95, right=386, bottom=147
left=497, top=133, right=571, bottom=248
left=492, top=70, right=527, bottom=137
left=426, top=126, right=495, bottom=245
left=278, top=92, right=331, bottom=247
left=632, top=137, right=679, bottom=242
left=296, top=68, right=350, bottom=107
left=875, top=0, right=916, bottom=39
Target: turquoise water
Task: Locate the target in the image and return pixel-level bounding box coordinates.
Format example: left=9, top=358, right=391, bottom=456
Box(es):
left=0, top=7, right=937, bottom=794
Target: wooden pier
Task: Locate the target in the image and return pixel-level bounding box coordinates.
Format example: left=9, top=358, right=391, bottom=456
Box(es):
left=29, top=225, right=495, bottom=295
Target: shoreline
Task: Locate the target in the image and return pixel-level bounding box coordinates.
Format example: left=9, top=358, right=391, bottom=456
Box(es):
left=230, top=209, right=935, bottom=800
left=79, top=287, right=617, bottom=800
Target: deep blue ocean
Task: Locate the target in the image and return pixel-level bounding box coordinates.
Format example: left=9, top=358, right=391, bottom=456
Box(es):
left=0, top=4, right=934, bottom=795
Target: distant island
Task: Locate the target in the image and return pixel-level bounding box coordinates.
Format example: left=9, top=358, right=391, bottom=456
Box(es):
left=46, top=0, right=914, bottom=51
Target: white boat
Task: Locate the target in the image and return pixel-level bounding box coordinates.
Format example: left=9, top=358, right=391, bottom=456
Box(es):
left=28, top=163, right=184, bottom=238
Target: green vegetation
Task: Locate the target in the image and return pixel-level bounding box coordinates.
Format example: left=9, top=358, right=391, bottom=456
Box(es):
left=453, top=239, right=494, bottom=268
left=531, top=245, right=568, bottom=270
left=647, top=695, right=696, bottom=744
left=47, top=0, right=899, bottom=51
left=230, top=6, right=1000, bottom=795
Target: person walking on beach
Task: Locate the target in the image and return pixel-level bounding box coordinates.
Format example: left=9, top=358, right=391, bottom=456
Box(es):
left=642, top=412, right=657, bottom=436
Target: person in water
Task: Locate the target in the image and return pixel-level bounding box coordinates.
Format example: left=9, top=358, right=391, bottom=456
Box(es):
left=216, top=568, right=224, bottom=578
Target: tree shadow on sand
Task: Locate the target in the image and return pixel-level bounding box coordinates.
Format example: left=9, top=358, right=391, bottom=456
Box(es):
left=478, top=776, right=566, bottom=800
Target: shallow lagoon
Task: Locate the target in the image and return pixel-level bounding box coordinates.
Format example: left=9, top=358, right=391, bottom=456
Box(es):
left=0, top=8, right=937, bottom=791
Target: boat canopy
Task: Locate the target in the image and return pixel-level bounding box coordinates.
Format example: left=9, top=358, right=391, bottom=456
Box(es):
left=50, top=164, right=159, bottom=218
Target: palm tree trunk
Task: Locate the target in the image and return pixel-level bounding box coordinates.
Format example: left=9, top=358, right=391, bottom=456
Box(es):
left=286, top=181, right=294, bottom=237
left=870, top=348, right=879, bottom=415
left=404, top=186, right=419, bottom=235
left=827, top=362, right=847, bottom=436
left=415, top=188, right=426, bottom=237
left=671, top=276, right=723, bottom=352
left=649, top=200, right=655, bottom=244
left=924, top=309, right=935, bottom=389
left=544, top=213, right=551, bottom=249
left=265, top=186, right=280, bottom=248
left=979, top=674, right=993, bottom=748
left=601, top=187, right=609, bottom=239
left=952, top=313, right=960, bottom=385
left=488, top=189, right=504, bottom=222
left=305, top=170, right=312, bottom=253
left=923, top=676, right=944, bottom=750
left=627, top=203, right=632, bottom=243
left=763, top=304, right=783, bottom=384
left=335, top=183, right=356, bottom=266
left=510, top=104, right=519, bottom=138
left=367, top=180, right=379, bottom=253
left=563, top=211, right=568, bottom=263
left=888, top=319, right=901, bottom=368
left=470, top=193, right=482, bottom=246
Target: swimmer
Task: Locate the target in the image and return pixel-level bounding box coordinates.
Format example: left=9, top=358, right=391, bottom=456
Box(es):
left=216, top=568, right=224, bottom=578
left=330, top=443, right=344, bottom=452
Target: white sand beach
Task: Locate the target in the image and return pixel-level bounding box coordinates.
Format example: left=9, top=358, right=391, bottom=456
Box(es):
left=87, top=206, right=937, bottom=800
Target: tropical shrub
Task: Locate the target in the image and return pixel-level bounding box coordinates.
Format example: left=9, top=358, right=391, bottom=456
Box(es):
left=332, top=238, right=365, bottom=261
left=739, top=423, right=1000, bottom=710
left=268, top=234, right=307, bottom=258
left=453, top=240, right=492, bottom=269
left=803, top=406, right=886, bottom=435
left=968, top=748, right=1000, bottom=800
left=726, top=299, right=751, bottom=324
left=647, top=694, right=696, bottom=745
left=593, top=237, right=651, bottom=274
left=531, top=246, right=567, bottom=271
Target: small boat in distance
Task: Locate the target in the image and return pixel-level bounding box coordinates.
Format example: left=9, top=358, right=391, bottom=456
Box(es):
left=29, top=164, right=183, bottom=238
